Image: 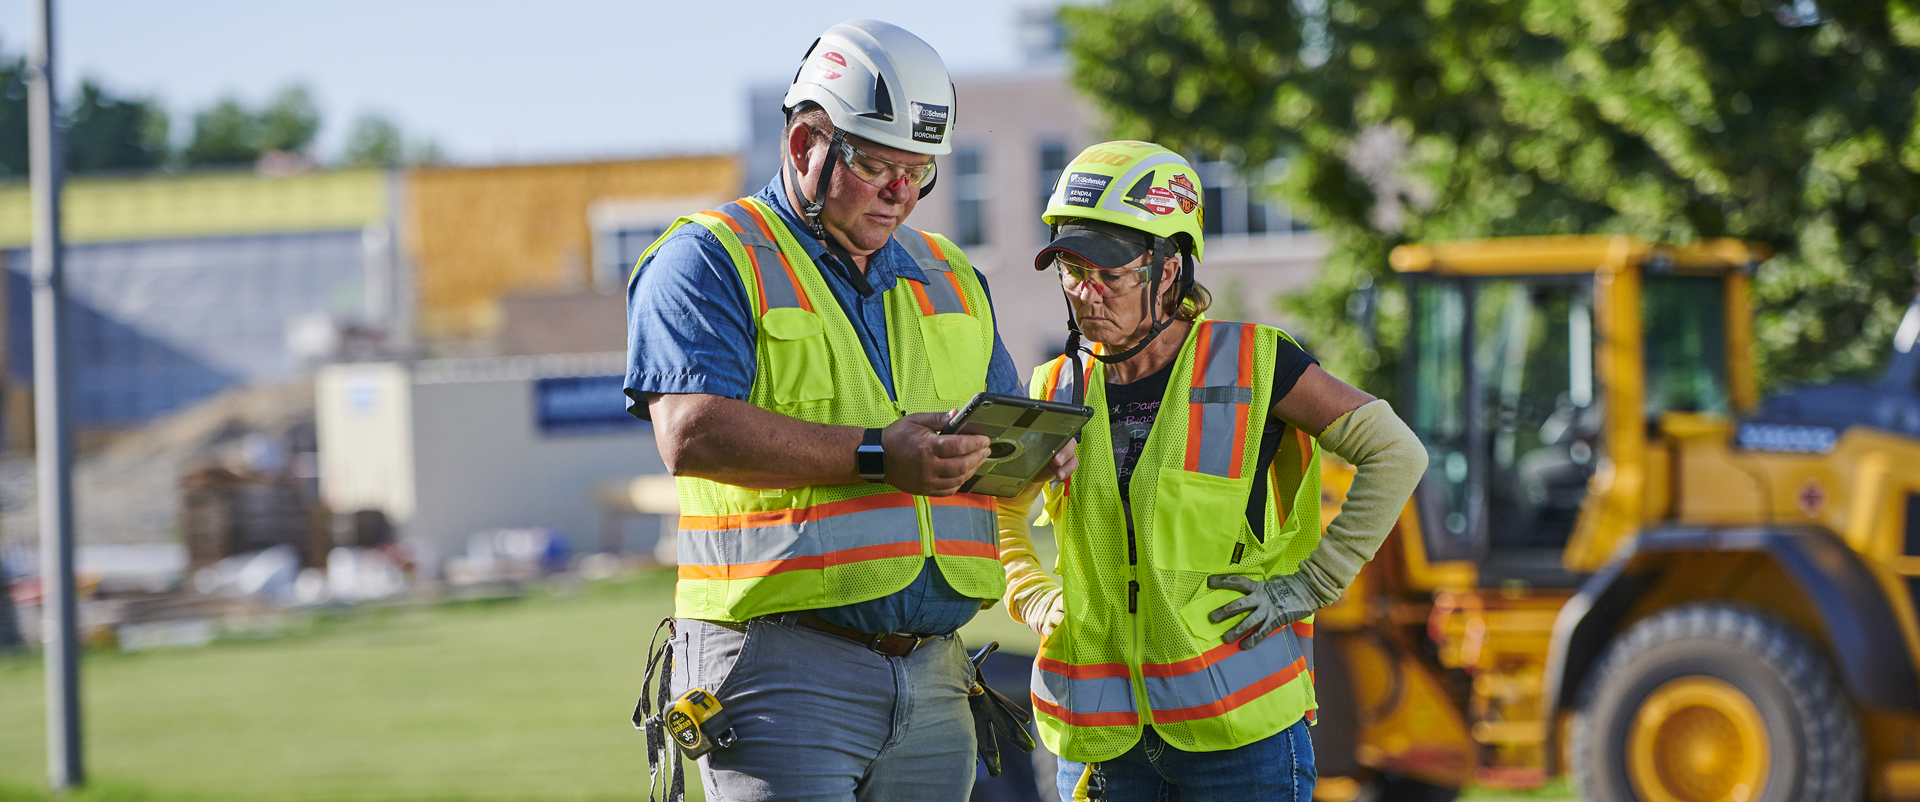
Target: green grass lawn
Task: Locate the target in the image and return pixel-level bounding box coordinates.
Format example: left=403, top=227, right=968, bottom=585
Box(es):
left=0, top=569, right=1041, bottom=802
left=0, top=562, right=1570, bottom=802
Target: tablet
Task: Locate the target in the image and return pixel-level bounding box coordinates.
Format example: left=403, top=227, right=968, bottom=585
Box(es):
left=941, top=392, right=1093, bottom=497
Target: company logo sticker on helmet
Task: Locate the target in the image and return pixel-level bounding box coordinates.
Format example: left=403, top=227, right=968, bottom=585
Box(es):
left=1063, top=172, right=1112, bottom=208
left=824, top=52, right=847, bottom=66
left=1072, top=149, right=1134, bottom=167
left=909, top=102, right=949, bottom=144
left=1168, top=174, right=1199, bottom=214
left=1144, top=186, right=1180, bottom=216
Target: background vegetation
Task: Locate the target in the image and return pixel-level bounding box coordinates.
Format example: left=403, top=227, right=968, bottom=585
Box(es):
left=1064, top=0, right=1920, bottom=394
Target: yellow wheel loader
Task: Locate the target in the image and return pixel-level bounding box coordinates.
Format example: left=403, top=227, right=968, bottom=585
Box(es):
left=1309, top=236, right=1920, bottom=802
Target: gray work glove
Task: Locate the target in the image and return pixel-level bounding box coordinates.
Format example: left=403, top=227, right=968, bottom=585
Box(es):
left=1207, top=573, right=1320, bottom=650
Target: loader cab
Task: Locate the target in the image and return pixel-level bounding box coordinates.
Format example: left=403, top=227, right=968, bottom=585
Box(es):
left=1389, top=237, right=1766, bottom=588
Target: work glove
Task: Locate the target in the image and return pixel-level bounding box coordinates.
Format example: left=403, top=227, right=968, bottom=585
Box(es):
left=967, top=641, right=1035, bottom=777
left=1207, top=573, right=1320, bottom=650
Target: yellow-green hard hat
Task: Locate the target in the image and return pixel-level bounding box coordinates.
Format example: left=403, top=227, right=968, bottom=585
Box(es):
left=1042, top=141, right=1205, bottom=261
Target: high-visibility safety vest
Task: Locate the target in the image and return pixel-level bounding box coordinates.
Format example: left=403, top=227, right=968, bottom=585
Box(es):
left=1027, top=320, right=1324, bottom=761
left=634, top=196, right=1006, bottom=622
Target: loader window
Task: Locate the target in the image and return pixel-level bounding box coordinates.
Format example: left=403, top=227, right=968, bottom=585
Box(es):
left=1643, top=275, right=1729, bottom=416
left=1475, top=280, right=1599, bottom=564
left=1409, top=280, right=1476, bottom=561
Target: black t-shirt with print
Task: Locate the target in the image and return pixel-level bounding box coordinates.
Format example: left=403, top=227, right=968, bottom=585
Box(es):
left=1105, top=336, right=1319, bottom=504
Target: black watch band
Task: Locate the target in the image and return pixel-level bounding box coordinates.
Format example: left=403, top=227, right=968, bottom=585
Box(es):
left=856, top=427, right=887, bottom=482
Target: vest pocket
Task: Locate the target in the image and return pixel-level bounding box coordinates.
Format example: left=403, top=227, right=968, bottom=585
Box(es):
left=1151, top=468, right=1253, bottom=573
left=760, top=308, right=834, bottom=405
left=917, top=312, right=985, bottom=403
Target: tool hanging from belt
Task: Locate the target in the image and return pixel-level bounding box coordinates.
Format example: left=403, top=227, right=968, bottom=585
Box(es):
left=633, top=618, right=740, bottom=802
left=967, top=641, right=1037, bottom=777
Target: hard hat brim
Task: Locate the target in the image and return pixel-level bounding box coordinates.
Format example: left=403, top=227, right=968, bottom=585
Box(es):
left=1033, top=220, right=1157, bottom=271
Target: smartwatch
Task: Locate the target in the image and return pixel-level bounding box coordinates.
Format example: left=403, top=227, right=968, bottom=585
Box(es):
left=856, top=427, right=887, bottom=482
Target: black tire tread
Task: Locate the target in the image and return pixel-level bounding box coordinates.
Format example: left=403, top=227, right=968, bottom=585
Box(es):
left=1569, top=603, right=1864, bottom=802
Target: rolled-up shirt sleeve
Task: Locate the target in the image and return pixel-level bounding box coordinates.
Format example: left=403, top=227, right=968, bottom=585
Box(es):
left=624, top=226, right=757, bottom=420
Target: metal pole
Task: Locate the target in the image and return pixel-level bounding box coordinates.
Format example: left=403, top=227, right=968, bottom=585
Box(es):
left=29, top=0, right=82, bottom=790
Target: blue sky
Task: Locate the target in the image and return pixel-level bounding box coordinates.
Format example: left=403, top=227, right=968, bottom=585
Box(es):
left=0, top=1, right=1080, bottom=164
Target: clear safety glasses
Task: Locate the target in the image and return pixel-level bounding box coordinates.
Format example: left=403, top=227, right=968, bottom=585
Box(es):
left=1054, top=255, right=1153, bottom=293
left=808, top=126, right=937, bottom=189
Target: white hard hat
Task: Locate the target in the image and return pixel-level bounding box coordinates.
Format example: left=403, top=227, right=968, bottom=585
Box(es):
left=782, top=19, right=955, bottom=156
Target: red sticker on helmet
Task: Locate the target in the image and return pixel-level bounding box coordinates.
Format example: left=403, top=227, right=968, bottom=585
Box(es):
left=1168, top=175, right=1199, bottom=214
left=824, top=52, right=847, bottom=66
left=1145, top=187, right=1179, bottom=215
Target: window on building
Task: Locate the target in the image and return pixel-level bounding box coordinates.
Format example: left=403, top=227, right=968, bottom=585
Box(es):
left=953, top=147, right=988, bottom=247
left=601, top=226, right=669, bottom=290
left=1192, top=156, right=1311, bottom=240
left=1038, top=141, right=1070, bottom=240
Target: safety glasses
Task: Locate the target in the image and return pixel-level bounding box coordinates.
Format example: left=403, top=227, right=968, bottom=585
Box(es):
left=1054, top=255, right=1153, bottom=293
left=808, top=126, right=936, bottom=190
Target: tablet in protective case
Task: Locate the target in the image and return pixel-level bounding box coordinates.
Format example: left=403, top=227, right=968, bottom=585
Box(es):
left=942, top=392, right=1093, bottom=497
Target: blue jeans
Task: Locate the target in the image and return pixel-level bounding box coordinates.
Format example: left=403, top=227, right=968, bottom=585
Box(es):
left=1055, top=719, right=1316, bottom=802
left=671, top=615, right=976, bottom=802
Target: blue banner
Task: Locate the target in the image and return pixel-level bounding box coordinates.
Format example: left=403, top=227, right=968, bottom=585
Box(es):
left=534, top=375, right=651, bottom=435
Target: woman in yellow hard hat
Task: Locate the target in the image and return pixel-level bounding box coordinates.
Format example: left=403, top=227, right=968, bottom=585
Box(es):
left=997, top=141, right=1430, bottom=801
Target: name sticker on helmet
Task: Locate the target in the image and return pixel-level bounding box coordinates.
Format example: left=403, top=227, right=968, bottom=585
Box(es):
left=910, top=102, right=949, bottom=144
left=1145, top=186, right=1179, bottom=215
left=824, top=52, right=847, bottom=67
left=1063, top=172, right=1112, bottom=208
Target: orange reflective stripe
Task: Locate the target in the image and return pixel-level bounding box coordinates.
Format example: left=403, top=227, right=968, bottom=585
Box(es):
left=939, top=270, right=972, bottom=314
left=930, top=493, right=996, bottom=511
left=1230, top=327, right=1255, bottom=477
left=1032, top=696, right=1140, bottom=728
left=1148, top=656, right=1307, bottom=723
left=677, top=492, right=915, bottom=531
left=908, top=279, right=939, bottom=316
left=919, top=230, right=947, bottom=260
left=676, top=540, right=922, bottom=580
left=736, top=200, right=814, bottom=313
left=1037, top=655, right=1132, bottom=679
left=934, top=540, right=998, bottom=559
left=1185, top=322, right=1214, bottom=472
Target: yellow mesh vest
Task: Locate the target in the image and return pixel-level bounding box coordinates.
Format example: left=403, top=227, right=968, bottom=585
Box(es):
left=1026, top=321, right=1324, bottom=761
left=632, top=197, right=1007, bottom=622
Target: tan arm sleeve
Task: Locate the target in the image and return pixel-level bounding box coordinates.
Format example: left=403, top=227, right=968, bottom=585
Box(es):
left=999, top=481, right=1065, bottom=639
left=1296, top=399, right=1428, bottom=606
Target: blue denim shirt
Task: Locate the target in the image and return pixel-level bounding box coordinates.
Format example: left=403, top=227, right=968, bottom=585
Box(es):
left=625, top=175, right=1023, bottom=636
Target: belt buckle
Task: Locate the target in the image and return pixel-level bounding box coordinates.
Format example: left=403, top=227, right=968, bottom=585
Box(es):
left=870, top=632, right=921, bottom=657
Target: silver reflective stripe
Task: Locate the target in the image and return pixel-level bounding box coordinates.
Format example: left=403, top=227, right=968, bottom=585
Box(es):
left=1049, top=361, right=1077, bottom=404
left=1193, top=321, right=1252, bottom=477
left=927, top=504, right=996, bottom=545
left=714, top=201, right=804, bottom=311
left=1142, top=626, right=1309, bottom=716
left=677, top=505, right=921, bottom=569
left=895, top=226, right=951, bottom=271
left=1033, top=662, right=1138, bottom=717
left=895, top=228, right=968, bottom=314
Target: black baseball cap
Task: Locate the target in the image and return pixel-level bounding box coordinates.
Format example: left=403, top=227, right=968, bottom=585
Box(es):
left=1033, top=219, right=1165, bottom=272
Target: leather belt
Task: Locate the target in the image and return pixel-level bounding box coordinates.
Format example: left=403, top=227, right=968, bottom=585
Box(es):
left=793, top=610, right=937, bottom=657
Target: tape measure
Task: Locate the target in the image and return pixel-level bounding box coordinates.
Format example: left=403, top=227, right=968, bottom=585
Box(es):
left=662, top=688, right=736, bottom=759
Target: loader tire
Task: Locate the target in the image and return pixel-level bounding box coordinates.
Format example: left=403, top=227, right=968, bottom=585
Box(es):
left=1570, top=603, right=1863, bottom=802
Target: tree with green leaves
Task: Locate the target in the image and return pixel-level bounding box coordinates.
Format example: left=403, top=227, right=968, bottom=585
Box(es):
left=185, top=85, right=321, bottom=167
left=342, top=112, right=444, bottom=168
left=66, top=79, right=170, bottom=173
left=1064, top=0, right=1920, bottom=393
left=0, top=51, right=168, bottom=176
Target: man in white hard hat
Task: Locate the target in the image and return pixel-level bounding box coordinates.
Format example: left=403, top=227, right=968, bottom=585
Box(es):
left=624, top=19, right=1061, bottom=802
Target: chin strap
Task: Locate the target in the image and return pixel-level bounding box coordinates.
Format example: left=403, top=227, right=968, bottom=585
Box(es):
left=1051, top=227, right=1197, bottom=405
left=787, top=128, right=846, bottom=240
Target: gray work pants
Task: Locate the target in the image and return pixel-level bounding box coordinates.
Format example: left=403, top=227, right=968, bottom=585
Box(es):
left=671, top=615, right=977, bottom=802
